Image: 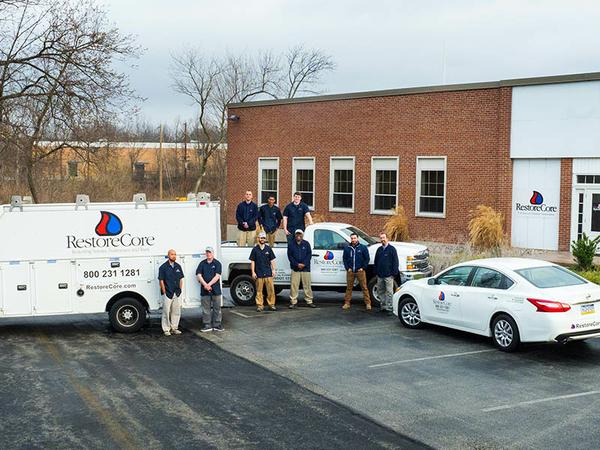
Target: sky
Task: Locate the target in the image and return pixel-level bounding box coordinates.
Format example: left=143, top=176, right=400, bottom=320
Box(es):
left=104, top=0, right=600, bottom=124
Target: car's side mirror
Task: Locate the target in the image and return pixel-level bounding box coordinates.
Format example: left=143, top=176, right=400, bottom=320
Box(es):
left=427, top=278, right=436, bottom=286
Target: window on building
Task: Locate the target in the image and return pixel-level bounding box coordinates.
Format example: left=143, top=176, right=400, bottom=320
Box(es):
left=292, top=158, right=315, bottom=209
left=258, top=158, right=279, bottom=204
left=133, top=162, right=146, bottom=181
left=68, top=161, right=78, bottom=178
left=576, top=175, right=600, bottom=184
left=416, top=157, right=446, bottom=217
left=330, top=157, right=354, bottom=212
left=371, top=157, right=398, bottom=214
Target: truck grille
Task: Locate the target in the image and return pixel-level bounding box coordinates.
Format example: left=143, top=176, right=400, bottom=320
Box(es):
left=412, top=250, right=430, bottom=271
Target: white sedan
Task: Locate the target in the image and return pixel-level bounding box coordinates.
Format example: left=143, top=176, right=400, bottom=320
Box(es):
left=393, top=258, right=600, bottom=352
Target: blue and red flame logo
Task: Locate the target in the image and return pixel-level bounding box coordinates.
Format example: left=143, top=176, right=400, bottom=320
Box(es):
left=324, top=251, right=334, bottom=260
left=438, top=291, right=445, bottom=301
left=95, top=211, right=123, bottom=236
left=530, top=191, right=544, bottom=205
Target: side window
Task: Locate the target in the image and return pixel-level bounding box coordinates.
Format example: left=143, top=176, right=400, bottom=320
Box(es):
left=471, top=267, right=512, bottom=290
left=314, top=230, right=347, bottom=250
left=437, top=266, right=473, bottom=286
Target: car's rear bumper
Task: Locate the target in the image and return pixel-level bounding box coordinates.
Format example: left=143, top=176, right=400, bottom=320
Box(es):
left=555, top=328, right=600, bottom=343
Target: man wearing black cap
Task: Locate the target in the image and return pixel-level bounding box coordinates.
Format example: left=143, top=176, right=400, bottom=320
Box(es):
left=196, top=246, right=224, bottom=332
left=288, top=229, right=315, bottom=308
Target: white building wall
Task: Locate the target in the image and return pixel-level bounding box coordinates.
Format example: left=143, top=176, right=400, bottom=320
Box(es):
left=511, top=80, right=600, bottom=159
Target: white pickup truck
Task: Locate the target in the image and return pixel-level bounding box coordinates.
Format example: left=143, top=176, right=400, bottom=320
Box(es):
left=221, top=222, right=432, bottom=306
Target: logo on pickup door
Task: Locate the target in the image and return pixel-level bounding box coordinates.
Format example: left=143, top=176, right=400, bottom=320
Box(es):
left=324, top=251, right=334, bottom=260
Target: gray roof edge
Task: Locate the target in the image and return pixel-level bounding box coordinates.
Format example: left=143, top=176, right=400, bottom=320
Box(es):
left=229, top=71, right=600, bottom=109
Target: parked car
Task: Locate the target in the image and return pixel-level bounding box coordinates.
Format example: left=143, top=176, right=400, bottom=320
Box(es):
left=393, top=257, right=600, bottom=352
left=221, top=222, right=432, bottom=305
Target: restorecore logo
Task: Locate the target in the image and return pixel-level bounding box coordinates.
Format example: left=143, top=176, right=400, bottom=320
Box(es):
left=515, top=190, right=558, bottom=214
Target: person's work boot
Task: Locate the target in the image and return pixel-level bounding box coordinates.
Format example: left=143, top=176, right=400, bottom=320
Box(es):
left=366, top=303, right=372, bottom=311
left=256, top=307, right=264, bottom=312
left=307, top=303, right=317, bottom=308
left=268, top=305, right=277, bottom=311
left=342, top=303, right=351, bottom=310
left=289, top=303, right=297, bottom=309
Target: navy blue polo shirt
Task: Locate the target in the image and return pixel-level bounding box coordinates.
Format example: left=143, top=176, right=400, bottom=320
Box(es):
left=259, top=204, right=283, bottom=233
left=283, top=202, right=309, bottom=232
left=196, top=258, right=222, bottom=296
left=249, top=244, right=276, bottom=278
left=158, top=261, right=184, bottom=299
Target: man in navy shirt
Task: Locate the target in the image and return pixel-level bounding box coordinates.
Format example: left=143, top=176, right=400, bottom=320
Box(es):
left=249, top=231, right=277, bottom=312
left=374, top=232, right=399, bottom=313
left=287, top=229, right=315, bottom=309
left=196, top=246, right=224, bottom=332
left=342, top=233, right=372, bottom=310
left=258, top=194, right=282, bottom=247
left=236, top=190, right=259, bottom=247
left=158, top=249, right=185, bottom=336
left=283, top=192, right=313, bottom=245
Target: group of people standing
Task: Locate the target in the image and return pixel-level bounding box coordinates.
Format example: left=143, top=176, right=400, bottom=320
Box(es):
left=236, top=190, right=400, bottom=314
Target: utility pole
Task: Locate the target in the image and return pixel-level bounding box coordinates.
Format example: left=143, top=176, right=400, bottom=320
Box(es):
left=159, top=124, right=164, bottom=200
left=183, top=122, right=188, bottom=192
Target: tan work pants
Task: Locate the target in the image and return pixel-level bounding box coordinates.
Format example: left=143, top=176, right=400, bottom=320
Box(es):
left=290, top=271, right=313, bottom=305
left=344, top=270, right=371, bottom=306
left=255, top=277, right=275, bottom=309
left=238, top=229, right=257, bottom=247
left=161, top=294, right=182, bottom=332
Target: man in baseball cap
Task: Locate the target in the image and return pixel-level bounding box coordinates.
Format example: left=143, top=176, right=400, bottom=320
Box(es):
left=196, top=246, right=224, bottom=332
left=287, top=229, right=315, bottom=309
left=249, top=231, right=277, bottom=312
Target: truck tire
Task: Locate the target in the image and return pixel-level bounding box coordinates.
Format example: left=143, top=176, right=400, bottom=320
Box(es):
left=230, top=274, right=256, bottom=306
left=367, top=277, right=398, bottom=308
left=274, top=286, right=284, bottom=296
left=109, top=297, right=146, bottom=333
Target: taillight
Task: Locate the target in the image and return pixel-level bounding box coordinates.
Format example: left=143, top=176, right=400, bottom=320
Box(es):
left=527, top=298, right=571, bottom=313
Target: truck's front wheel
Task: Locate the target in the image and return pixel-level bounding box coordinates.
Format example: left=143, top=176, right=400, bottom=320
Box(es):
left=230, top=274, right=256, bottom=306
left=109, top=298, right=146, bottom=333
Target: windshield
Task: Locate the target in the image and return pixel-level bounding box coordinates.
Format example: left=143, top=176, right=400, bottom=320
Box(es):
left=516, top=266, right=588, bottom=289
left=340, top=226, right=378, bottom=246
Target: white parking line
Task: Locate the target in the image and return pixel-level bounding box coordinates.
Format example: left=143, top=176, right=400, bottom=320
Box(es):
left=368, top=349, right=495, bottom=368
left=482, top=390, right=600, bottom=412
left=230, top=310, right=253, bottom=318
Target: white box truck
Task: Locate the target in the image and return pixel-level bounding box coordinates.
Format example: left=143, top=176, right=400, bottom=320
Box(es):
left=0, top=194, right=220, bottom=332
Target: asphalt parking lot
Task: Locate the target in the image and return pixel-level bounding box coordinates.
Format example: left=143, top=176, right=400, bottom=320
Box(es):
left=2, top=290, right=600, bottom=450
left=0, top=305, right=423, bottom=450
left=207, top=290, right=600, bottom=450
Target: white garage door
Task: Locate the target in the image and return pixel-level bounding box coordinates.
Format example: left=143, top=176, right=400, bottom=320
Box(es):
left=511, top=159, right=561, bottom=250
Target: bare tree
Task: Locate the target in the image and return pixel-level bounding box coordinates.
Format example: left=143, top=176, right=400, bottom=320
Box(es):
left=171, top=45, right=334, bottom=193
left=0, top=0, right=139, bottom=201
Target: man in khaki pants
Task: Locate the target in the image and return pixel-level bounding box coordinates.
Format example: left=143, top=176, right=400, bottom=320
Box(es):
left=287, top=229, right=316, bottom=308
left=236, top=191, right=259, bottom=246
left=158, top=249, right=185, bottom=335
left=342, top=233, right=372, bottom=310
left=249, top=231, right=277, bottom=312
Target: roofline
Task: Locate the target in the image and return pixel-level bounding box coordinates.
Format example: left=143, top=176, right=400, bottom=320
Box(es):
left=229, top=71, right=600, bottom=109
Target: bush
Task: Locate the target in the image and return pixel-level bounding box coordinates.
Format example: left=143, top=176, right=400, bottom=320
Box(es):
left=571, top=233, right=600, bottom=271
left=383, top=206, right=409, bottom=242
left=468, top=205, right=504, bottom=254
left=574, top=269, right=600, bottom=285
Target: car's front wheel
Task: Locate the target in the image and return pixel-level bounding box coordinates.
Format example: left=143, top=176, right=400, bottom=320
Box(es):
left=491, top=314, right=520, bottom=352
left=398, top=296, right=423, bottom=329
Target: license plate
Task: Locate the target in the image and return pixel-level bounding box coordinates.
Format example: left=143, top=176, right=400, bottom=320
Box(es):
left=581, top=303, right=595, bottom=315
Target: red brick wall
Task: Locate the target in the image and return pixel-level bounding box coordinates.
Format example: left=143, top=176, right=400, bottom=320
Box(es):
left=558, top=158, right=573, bottom=251
left=227, top=87, right=513, bottom=243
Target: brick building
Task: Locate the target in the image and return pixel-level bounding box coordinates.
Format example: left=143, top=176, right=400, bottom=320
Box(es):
left=226, top=72, right=600, bottom=251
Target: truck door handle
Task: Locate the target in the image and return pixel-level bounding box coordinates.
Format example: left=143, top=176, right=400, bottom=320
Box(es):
left=312, top=254, right=319, bottom=256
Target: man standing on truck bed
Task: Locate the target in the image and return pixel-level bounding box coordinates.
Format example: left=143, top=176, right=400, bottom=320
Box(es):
left=283, top=192, right=313, bottom=245
left=196, top=246, right=224, bottom=332
left=374, top=232, right=399, bottom=313
left=342, top=234, right=372, bottom=311
left=250, top=231, right=277, bottom=312
left=287, top=229, right=316, bottom=309
left=258, top=194, right=282, bottom=247
left=236, top=190, right=259, bottom=246
left=158, top=249, right=185, bottom=336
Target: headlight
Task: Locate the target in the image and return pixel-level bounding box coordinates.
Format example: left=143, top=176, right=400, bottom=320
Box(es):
left=407, top=256, right=415, bottom=261
left=407, top=264, right=414, bottom=270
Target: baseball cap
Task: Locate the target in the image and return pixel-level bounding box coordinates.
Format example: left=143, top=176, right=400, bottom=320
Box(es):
left=205, top=246, right=214, bottom=254
left=294, top=229, right=304, bottom=235
left=258, top=231, right=267, bottom=238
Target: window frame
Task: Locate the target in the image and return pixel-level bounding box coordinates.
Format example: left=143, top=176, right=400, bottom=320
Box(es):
left=257, top=157, right=279, bottom=206
left=370, top=156, right=399, bottom=215
left=415, top=156, right=447, bottom=218
left=292, top=157, right=316, bottom=210
left=470, top=266, right=515, bottom=290
left=329, top=156, right=355, bottom=213
left=67, top=160, right=79, bottom=178
left=313, top=229, right=348, bottom=250
left=436, top=265, right=475, bottom=286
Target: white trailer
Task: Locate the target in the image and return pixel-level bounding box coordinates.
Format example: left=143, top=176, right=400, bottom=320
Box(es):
left=0, top=194, right=220, bottom=332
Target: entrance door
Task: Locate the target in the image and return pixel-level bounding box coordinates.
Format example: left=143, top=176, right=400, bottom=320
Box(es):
left=586, top=192, right=600, bottom=243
